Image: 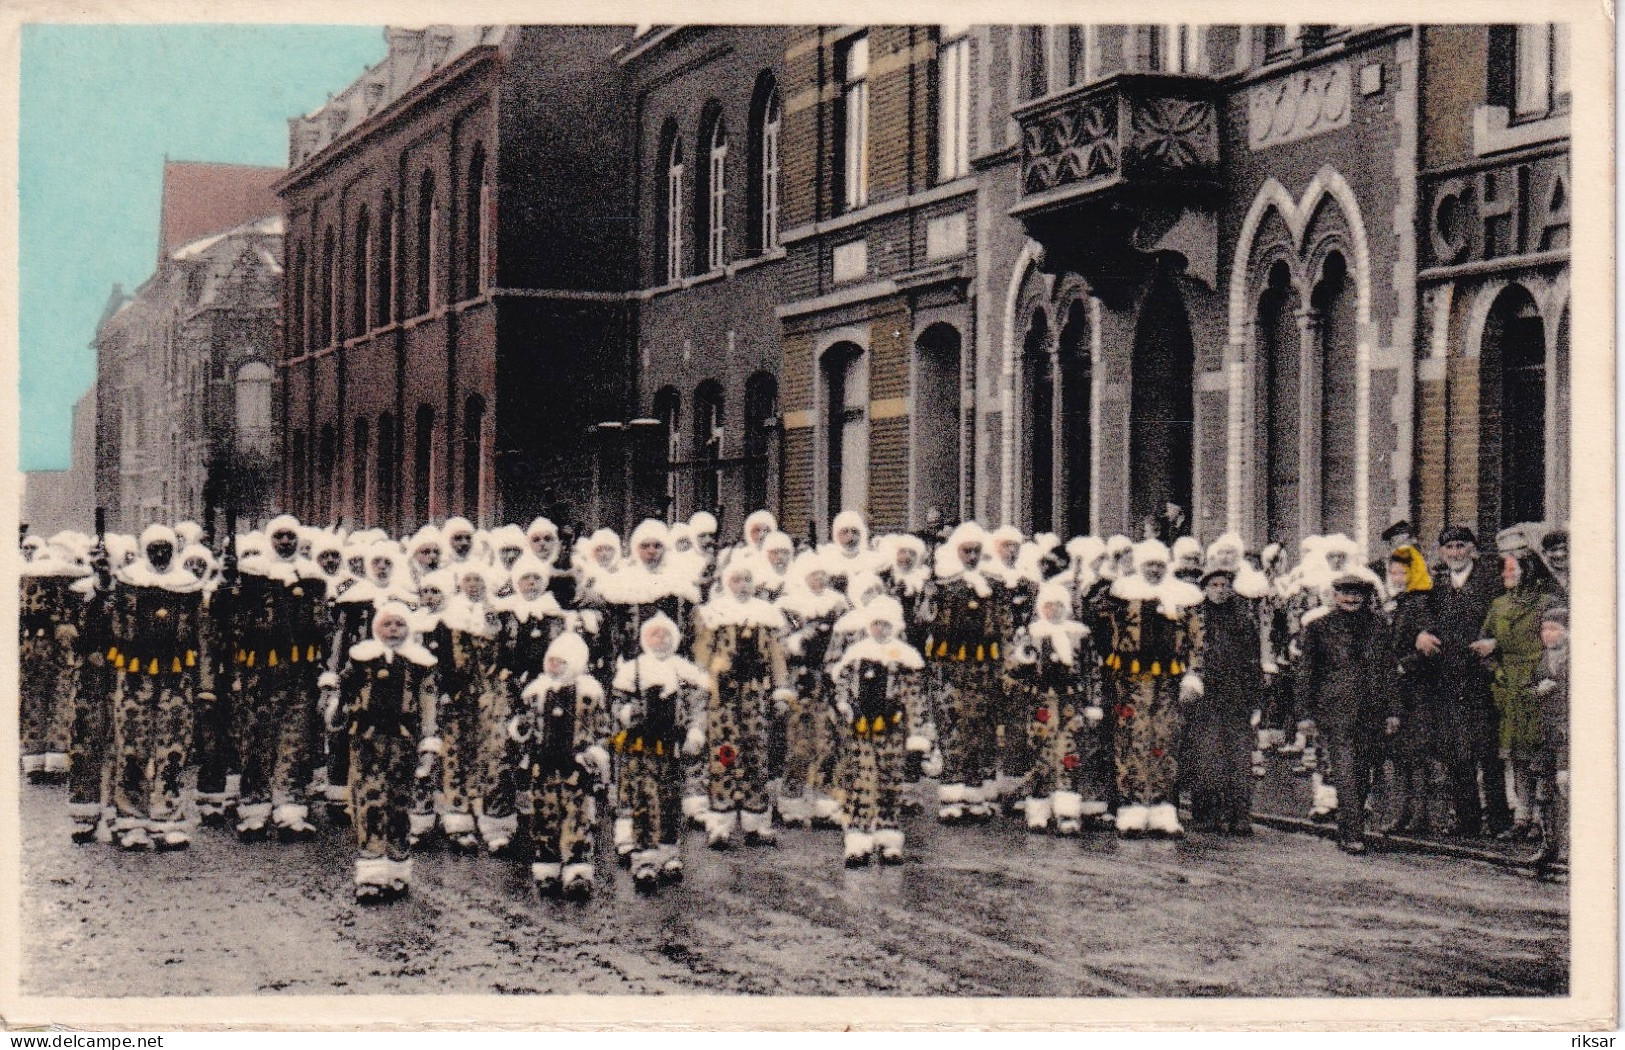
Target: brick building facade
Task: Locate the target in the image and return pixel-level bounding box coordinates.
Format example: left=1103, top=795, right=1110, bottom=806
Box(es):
left=270, top=23, right=1569, bottom=555
left=1413, top=24, right=1570, bottom=547
left=276, top=26, right=636, bottom=535
left=615, top=26, right=798, bottom=541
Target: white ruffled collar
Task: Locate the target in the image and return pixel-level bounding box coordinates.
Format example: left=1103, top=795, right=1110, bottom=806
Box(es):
left=349, top=638, right=436, bottom=667
left=832, top=636, right=925, bottom=676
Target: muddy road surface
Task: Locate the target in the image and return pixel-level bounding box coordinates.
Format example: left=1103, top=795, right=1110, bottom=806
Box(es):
left=20, top=782, right=1566, bottom=998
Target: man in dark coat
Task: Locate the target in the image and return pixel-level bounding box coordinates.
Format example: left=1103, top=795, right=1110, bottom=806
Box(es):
left=1179, top=566, right=1264, bottom=834
left=1413, top=525, right=1511, bottom=837
left=1297, top=572, right=1399, bottom=854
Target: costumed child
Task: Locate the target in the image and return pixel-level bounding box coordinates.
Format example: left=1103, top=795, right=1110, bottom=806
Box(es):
left=329, top=601, right=436, bottom=903
left=611, top=613, right=710, bottom=892
left=828, top=596, right=924, bottom=865
left=512, top=632, right=611, bottom=899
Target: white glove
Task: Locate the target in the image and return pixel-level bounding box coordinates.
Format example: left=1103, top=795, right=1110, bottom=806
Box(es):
left=836, top=701, right=853, bottom=721
left=905, top=733, right=931, bottom=753
left=577, top=610, right=602, bottom=635
left=1261, top=659, right=1280, bottom=676
left=575, top=744, right=610, bottom=779
left=321, top=688, right=342, bottom=732
left=683, top=726, right=706, bottom=757
left=1534, top=678, right=1557, bottom=697
left=772, top=687, right=795, bottom=715
left=418, top=735, right=444, bottom=756
left=1179, top=673, right=1204, bottom=701
left=615, top=703, right=635, bottom=726
left=507, top=715, right=531, bottom=743
left=1083, top=705, right=1103, bottom=724
left=1250, top=708, right=1262, bottom=728
left=317, top=671, right=339, bottom=691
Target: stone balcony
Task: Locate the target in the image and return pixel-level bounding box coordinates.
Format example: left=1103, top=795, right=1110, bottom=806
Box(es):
left=1010, top=74, right=1221, bottom=280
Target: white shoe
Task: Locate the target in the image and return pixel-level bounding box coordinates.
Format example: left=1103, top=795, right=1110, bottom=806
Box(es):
left=740, top=809, right=776, bottom=845
left=843, top=830, right=874, bottom=866
left=937, top=782, right=966, bottom=824
left=1147, top=802, right=1185, bottom=838
left=1052, top=791, right=1084, bottom=836
left=478, top=813, right=519, bottom=854
left=1116, top=804, right=1150, bottom=837
left=777, top=797, right=810, bottom=828
left=810, top=796, right=841, bottom=826
left=706, top=810, right=737, bottom=849
left=874, top=828, right=904, bottom=865
left=682, top=794, right=711, bottom=827
left=1024, top=796, right=1053, bottom=832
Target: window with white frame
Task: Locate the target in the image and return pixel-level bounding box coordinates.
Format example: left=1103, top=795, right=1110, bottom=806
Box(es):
left=665, top=137, right=685, bottom=283
left=937, top=27, right=971, bottom=182
left=839, top=35, right=870, bottom=211
left=1515, top=23, right=1571, bottom=120
left=761, top=87, right=781, bottom=250
left=707, top=119, right=728, bottom=271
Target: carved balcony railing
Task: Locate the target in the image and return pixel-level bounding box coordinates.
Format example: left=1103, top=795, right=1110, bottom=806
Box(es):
left=1010, top=74, right=1221, bottom=278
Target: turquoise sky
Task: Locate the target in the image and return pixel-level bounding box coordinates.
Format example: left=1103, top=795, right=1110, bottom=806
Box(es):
left=19, top=24, right=387, bottom=471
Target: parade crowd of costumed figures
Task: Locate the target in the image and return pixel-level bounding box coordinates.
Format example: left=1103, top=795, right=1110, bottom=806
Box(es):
left=18, top=507, right=1571, bottom=903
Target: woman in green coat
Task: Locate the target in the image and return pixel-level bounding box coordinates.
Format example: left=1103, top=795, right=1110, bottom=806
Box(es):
left=1470, top=553, right=1554, bottom=842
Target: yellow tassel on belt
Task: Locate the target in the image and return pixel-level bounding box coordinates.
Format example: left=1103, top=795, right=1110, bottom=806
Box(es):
left=186, top=651, right=196, bottom=668
left=991, top=643, right=1000, bottom=660
left=856, top=716, right=869, bottom=736
left=268, top=651, right=278, bottom=668
left=148, top=659, right=159, bottom=675
left=171, top=657, right=183, bottom=674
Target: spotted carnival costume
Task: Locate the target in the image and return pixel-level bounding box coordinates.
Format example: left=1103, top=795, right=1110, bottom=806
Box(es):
left=20, top=545, right=89, bottom=783
left=692, top=564, right=794, bottom=849
left=829, top=596, right=923, bottom=865
left=229, top=515, right=331, bottom=841
left=927, top=523, right=1003, bottom=822
left=107, top=526, right=207, bottom=851
left=513, top=633, right=611, bottom=898
left=610, top=613, right=709, bottom=892
left=776, top=550, right=849, bottom=828
left=1008, top=583, right=1105, bottom=834
left=1102, top=540, right=1201, bottom=838
left=334, top=602, right=436, bottom=903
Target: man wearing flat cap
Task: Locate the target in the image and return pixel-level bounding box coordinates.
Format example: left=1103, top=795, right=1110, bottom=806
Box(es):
left=1413, top=525, right=1511, bottom=837
left=1296, top=570, right=1398, bottom=854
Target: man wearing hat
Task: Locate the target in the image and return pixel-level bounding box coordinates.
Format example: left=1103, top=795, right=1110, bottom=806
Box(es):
left=1296, top=569, right=1398, bottom=854
left=1413, top=525, right=1511, bottom=838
